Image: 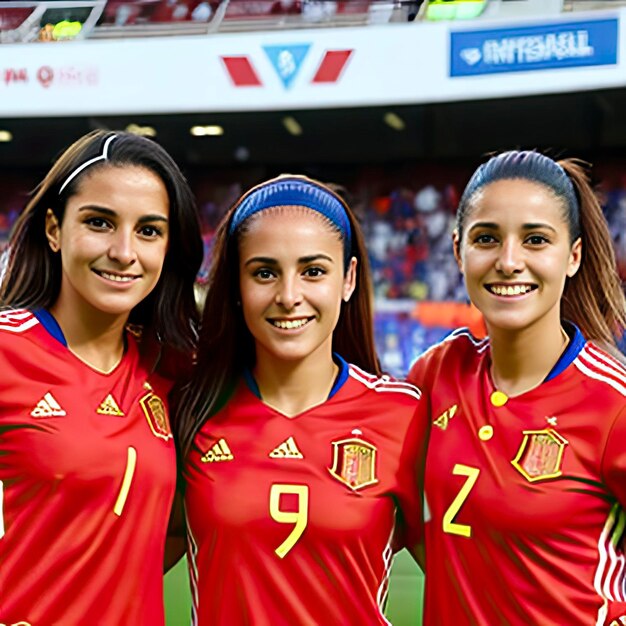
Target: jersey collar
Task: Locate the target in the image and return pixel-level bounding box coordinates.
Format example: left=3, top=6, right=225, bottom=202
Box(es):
left=33, top=308, right=67, bottom=346
left=243, top=353, right=350, bottom=400
left=544, top=322, right=585, bottom=382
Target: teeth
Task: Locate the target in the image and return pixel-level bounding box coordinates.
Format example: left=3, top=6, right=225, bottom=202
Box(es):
left=490, top=284, right=532, bottom=296
left=100, top=271, right=135, bottom=283
left=273, top=319, right=310, bottom=330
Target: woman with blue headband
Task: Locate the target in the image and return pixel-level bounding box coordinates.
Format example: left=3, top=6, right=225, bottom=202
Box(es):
left=173, top=174, right=428, bottom=625
left=407, top=151, right=626, bottom=624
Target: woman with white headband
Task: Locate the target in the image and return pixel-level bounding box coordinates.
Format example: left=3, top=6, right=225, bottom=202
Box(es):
left=172, top=174, right=428, bottom=625
left=408, top=151, right=626, bottom=625
left=0, top=130, right=202, bottom=624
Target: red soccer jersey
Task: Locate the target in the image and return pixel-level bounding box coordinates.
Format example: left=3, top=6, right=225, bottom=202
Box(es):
left=0, top=309, right=176, bottom=625
left=407, top=327, right=626, bottom=626
left=184, top=362, right=427, bottom=626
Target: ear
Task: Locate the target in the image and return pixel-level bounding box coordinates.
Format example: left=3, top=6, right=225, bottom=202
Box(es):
left=566, top=237, right=582, bottom=278
left=342, top=256, right=357, bottom=303
left=452, top=230, right=463, bottom=273
left=45, top=209, right=61, bottom=252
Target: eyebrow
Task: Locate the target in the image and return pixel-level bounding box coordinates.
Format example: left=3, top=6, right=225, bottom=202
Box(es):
left=244, top=253, right=335, bottom=267
left=78, top=205, right=169, bottom=224
left=468, top=221, right=557, bottom=233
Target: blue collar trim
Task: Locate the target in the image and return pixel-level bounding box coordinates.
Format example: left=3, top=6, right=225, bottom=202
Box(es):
left=33, top=309, right=67, bottom=346
left=243, top=353, right=350, bottom=400
left=545, top=322, right=585, bottom=382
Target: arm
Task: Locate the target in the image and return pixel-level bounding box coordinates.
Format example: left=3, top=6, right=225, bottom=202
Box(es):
left=395, top=392, right=430, bottom=572
left=600, top=406, right=626, bottom=625
left=164, top=488, right=186, bottom=572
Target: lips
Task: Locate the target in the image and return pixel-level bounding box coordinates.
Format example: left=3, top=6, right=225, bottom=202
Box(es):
left=485, top=283, right=537, bottom=296
left=93, top=269, right=140, bottom=283
left=268, top=317, right=314, bottom=330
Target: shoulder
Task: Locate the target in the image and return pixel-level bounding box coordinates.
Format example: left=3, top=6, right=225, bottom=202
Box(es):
left=422, top=327, right=488, bottom=362
left=573, top=341, right=626, bottom=400
left=407, top=327, right=487, bottom=386
left=348, top=363, right=422, bottom=402
left=0, top=308, right=40, bottom=335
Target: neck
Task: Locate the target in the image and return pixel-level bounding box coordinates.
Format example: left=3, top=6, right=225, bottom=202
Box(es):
left=488, top=312, right=568, bottom=398
left=253, top=345, right=338, bottom=417
left=49, top=298, right=128, bottom=373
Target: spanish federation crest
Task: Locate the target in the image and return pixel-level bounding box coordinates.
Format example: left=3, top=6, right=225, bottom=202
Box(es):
left=139, top=391, right=172, bottom=441
left=328, top=433, right=378, bottom=491
left=511, top=428, right=568, bottom=482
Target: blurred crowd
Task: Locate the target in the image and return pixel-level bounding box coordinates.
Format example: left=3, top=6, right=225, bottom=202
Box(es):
left=1, top=170, right=624, bottom=374
left=100, top=0, right=423, bottom=26
left=188, top=173, right=626, bottom=373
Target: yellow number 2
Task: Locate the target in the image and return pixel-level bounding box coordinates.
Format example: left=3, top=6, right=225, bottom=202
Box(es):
left=269, top=484, right=309, bottom=558
left=442, top=464, right=480, bottom=538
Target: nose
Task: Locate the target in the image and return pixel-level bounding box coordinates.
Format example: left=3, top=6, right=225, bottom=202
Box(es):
left=275, top=274, right=302, bottom=310
left=108, top=229, right=137, bottom=266
left=495, top=238, right=525, bottom=276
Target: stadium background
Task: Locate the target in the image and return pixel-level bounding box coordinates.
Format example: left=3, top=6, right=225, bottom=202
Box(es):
left=1, top=0, right=625, bottom=623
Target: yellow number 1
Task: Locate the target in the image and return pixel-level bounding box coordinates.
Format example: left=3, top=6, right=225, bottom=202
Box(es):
left=269, top=484, right=309, bottom=558
left=442, top=464, right=480, bottom=538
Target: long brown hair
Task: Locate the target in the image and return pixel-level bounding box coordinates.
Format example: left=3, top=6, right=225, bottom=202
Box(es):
left=1, top=130, right=203, bottom=358
left=174, top=175, right=380, bottom=457
left=558, top=159, right=626, bottom=353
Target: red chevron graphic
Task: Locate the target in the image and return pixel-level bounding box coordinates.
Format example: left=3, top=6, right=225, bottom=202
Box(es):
left=221, top=56, right=262, bottom=86
left=312, top=49, right=353, bottom=83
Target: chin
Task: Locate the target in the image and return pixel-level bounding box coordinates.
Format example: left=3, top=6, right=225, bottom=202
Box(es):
left=484, top=314, right=540, bottom=333
left=91, top=300, right=141, bottom=317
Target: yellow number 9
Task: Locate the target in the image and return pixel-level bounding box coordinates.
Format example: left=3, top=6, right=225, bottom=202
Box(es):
left=269, top=484, right=309, bottom=558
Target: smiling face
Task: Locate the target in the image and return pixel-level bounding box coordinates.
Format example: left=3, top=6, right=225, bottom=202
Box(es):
left=455, top=178, right=582, bottom=334
left=238, top=207, right=356, bottom=369
left=45, top=164, right=170, bottom=324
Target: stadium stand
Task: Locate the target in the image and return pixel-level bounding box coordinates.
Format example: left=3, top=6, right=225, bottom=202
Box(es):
left=1, top=3, right=625, bottom=621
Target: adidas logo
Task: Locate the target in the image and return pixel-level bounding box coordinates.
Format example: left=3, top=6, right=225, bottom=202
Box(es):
left=434, top=404, right=458, bottom=430
left=96, top=393, right=124, bottom=417
left=269, top=436, right=303, bottom=459
left=201, top=438, right=234, bottom=463
left=31, top=392, right=66, bottom=418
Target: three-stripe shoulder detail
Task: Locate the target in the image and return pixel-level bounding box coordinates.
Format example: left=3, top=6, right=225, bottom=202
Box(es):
left=574, top=343, right=626, bottom=397
left=349, top=365, right=422, bottom=400
left=0, top=309, right=39, bottom=333
left=446, top=328, right=490, bottom=352
left=410, top=328, right=488, bottom=369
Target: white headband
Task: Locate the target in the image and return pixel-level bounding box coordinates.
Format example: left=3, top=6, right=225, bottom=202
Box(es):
left=58, top=134, right=117, bottom=195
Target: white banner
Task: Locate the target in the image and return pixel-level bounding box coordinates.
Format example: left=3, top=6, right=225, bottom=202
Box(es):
left=0, top=8, right=623, bottom=117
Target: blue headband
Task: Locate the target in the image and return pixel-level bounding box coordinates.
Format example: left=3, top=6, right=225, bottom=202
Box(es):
left=228, top=176, right=353, bottom=249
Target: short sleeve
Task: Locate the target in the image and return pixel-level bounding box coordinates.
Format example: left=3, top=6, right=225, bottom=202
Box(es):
left=393, top=391, right=430, bottom=563
left=406, top=355, right=429, bottom=389
left=602, top=406, right=626, bottom=507
left=406, top=344, right=440, bottom=392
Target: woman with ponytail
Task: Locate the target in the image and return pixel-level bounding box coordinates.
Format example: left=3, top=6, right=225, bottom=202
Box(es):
left=407, top=151, right=626, bottom=625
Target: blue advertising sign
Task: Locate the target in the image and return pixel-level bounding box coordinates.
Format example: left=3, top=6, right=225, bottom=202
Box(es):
left=450, top=18, right=618, bottom=77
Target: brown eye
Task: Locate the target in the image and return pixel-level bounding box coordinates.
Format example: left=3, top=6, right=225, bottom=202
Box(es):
left=139, top=225, right=163, bottom=238
left=303, top=266, right=326, bottom=278
left=474, top=234, right=497, bottom=245
left=85, top=217, right=111, bottom=230
left=526, top=235, right=549, bottom=245
left=254, top=268, right=275, bottom=280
